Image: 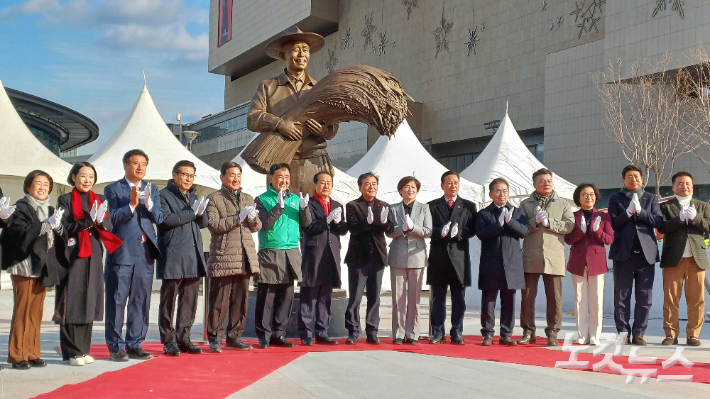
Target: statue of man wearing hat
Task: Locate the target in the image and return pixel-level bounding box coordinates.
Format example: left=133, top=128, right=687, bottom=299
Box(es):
left=247, top=26, right=338, bottom=195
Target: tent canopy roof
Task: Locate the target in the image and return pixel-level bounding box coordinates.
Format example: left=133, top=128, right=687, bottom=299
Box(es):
left=88, top=84, right=221, bottom=189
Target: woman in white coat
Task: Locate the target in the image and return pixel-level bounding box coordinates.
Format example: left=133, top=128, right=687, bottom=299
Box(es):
left=386, top=176, right=432, bottom=344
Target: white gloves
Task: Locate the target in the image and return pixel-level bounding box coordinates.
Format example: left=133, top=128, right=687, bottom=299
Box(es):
left=405, top=214, right=414, bottom=231
left=504, top=207, right=513, bottom=223
left=367, top=206, right=374, bottom=224
left=680, top=204, right=697, bottom=222
left=535, top=206, right=549, bottom=227
left=48, top=207, right=64, bottom=230
left=140, top=182, right=153, bottom=211
left=498, top=208, right=506, bottom=226
left=627, top=193, right=641, bottom=217
left=90, top=200, right=108, bottom=223
left=580, top=214, right=588, bottom=233
left=0, top=197, right=15, bottom=220
left=327, top=207, right=342, bottom=224
left=380, top=206, right=389, bottom=224
left=277, top=188, right=286, bottom=208
left=592, top=216, right=601, bottom=232
left=299, top=192, right=309, bottom=210
left=191, top=197, right=208, bottom=216
left=239, top=205, right=258, bottom=223
left=248, top=206, right=259, bottom=222
left=450, top=222, right=459, bottom=238
left=441, top=221, right=451, bottom=237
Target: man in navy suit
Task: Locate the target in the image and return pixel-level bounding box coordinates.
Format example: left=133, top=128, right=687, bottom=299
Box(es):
left=608, top=165, right=663, bottom=345
left=104, top=149, right=165, bottom=361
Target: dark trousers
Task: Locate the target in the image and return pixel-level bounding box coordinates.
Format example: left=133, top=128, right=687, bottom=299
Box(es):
left=207, top=274, right=250, bottom=343
left=520, top=273, right=563, bottom=337
left=614, top=253, right=655, bottom=337
left=430, top=283, right=467, bottom=337
left=60, top=323, right=93, bottom=360
left=104, top=255, right=153, bottom=352
left=298, top=283, right=333, bottom=339
left=255, top=282, right=295, bottom=341
left=345, top=256, right=384, bottom=337
left=481, top=289, right=516, bottom=337
left=158, top=277, right=199, bottom=344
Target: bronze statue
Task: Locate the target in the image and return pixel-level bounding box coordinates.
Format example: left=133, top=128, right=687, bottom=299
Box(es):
left=245, top=26, right=412, bottom=194
left=246, top=26, right=335, bottom=194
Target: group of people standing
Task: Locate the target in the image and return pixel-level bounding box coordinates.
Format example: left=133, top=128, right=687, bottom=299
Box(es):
left=0, top=150, right=706, bottom=370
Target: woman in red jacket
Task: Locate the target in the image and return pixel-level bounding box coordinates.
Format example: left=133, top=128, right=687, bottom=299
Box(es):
left=565, top=183, right=614, bottom=345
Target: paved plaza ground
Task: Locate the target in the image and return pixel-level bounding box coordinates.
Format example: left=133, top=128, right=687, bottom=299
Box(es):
left=0, top=287, right=709, bottom=398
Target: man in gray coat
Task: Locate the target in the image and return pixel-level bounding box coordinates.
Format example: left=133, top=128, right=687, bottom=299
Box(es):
left=157, top=160, right=209, bottom=356
left=518, top=168, right=575, bottom=346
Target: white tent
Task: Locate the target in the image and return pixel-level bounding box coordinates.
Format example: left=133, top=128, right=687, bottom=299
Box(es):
left=0, top=79, right=73, bottom=200
left=460, top=106, right=577, bottom=203
left=88, top=83, right=222, bottom=191
left=230, top=132, right=360, bottom=204
left=347, top=120, right=485, bottom=205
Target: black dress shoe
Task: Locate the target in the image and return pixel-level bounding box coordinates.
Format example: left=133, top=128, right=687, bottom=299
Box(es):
left=481, top=336, right=493, bottom=346
left=225, top=340, right=252, bottom=351
left=12, top=361, right=31, bottom=370
left=632, top=336, right=647, bottom=346
left=404, top=337, right=419, bottom=345
left=547, top=336, right=559, bottom=347
left=209, top=342, right=222, bottom=353
left=301, top=337, right=314, bottom=346
left=517, top=334, right=537, bottom=345
left=315, top=336, right=339, bottom=345
left=110, top=349, right=130, bottom=362
left=499, top=336, right=517, bottom=346
left=345, top=335, right=358, bottom=345
left=393, top=338, right=404, bottom=345
left=450, top=336, right=465, bottom=345
left=126, top=346, right=154, bottom=360
left=271, top=336, right=295, bottom=347
left=366, top=335, right=381, bottom=345
left=258, top=339, right=269, bottom=349
left=179, top=341, right=203, bottom=354
left=163, top=342, right=182, bottom=356
left=29, top=358, right=47, bottom=367
left=428, top=334, right=445, bottom=344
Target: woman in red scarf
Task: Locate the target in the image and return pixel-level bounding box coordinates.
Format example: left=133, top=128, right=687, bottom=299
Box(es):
left=54, top=162, right=121, bottom=366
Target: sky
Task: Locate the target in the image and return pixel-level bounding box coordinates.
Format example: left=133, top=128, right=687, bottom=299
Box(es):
left=0, top=0, right=224, bottom=155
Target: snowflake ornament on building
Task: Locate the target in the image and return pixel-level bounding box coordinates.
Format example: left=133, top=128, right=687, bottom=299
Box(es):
left=361, top=13, right=377, bottom=51
left=374, top=31, right=388, bottom=56
left=433, top=10, right=454, bottom=59
left=571, top=0, right=606, bottom=39
left=325, top=47, right=338, bottom=74
left=465, top=27, right=480, bottom=56
left=403, top=0, right=419, bottom=21
left=653, top=0, right=685, bottom=19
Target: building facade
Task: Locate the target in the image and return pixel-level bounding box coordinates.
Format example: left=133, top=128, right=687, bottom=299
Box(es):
left=207, top=0, right=710, bottom=194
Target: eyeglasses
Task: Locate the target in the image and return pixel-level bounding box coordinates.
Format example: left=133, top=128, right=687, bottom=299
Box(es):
left=179, top=173, right=196, bottom=180
left=581, top=193, right=596, bottom=199
left=493, top=190, right=509, bottom=195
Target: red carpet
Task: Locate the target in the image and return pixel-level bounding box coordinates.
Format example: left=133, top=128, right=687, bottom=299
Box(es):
left=36, top=336, right=709, bottom=399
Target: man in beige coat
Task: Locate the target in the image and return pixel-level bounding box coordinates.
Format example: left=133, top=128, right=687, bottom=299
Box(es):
left=518, top=168, right=574, bottom=346
left=205, top=162, right=261, bottom=353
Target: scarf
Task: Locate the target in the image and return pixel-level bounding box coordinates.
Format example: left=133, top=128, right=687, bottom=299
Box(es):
left=314, top=193, right=330, bottom=215
left=25, top=194, right=53, bottom=249
left=621, top=187, right=645, bottom=199
left=532, top=190, right=555, bottom=210
left=71, top=188, right=123, bottom=258
left=675, top=194, right=692, bottom=207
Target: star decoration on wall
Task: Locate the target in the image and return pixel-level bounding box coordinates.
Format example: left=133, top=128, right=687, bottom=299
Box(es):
left=465, top=27, right=480, bottom=56
left=480, top=22, right=485, bottom=32
left=325, top=46, right=338, bottom=74
left=653, top=0, right=685, bottom=19
left=361, top=13, right=377, bottom=51
left=549, top=23, right=554, bottom=31
left=403, top=0, right=419, bottom=21
left=374, top=31, right=388, bottom=56
left=433, top=10, right=454, bottom=58
left=541, top=1, right=547, bottom=11
left=571, top=0, right=606, bottom=39
left=557, top=16, right=564, bottom=27
left=341, top=28, right=354, bottom=49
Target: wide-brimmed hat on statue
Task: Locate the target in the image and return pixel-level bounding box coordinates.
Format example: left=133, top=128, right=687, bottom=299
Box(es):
left=265, top=26, right=326, bottom=59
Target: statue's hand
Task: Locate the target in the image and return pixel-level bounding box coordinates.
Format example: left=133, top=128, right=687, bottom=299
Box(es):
left=277, top=120, right=303, bottom=141
left=305, top=119, right=325, bottom=136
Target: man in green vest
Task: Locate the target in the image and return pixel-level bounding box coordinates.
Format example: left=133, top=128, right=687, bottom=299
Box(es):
left=254, top=163, right=303, bottom=349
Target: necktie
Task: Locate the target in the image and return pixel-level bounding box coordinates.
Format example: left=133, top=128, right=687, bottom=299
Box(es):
left=447, top=199, right=453, bottom=207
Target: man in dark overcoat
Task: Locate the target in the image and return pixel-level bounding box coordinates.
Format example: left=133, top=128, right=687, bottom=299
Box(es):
left=157, top=160, right=209, bottom=356
left=475, top=178, right=529, bottom=346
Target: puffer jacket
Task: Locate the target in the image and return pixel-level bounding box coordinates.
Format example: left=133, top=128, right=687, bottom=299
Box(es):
left=206, top=186, right=261, bottom=277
